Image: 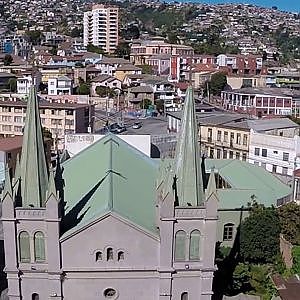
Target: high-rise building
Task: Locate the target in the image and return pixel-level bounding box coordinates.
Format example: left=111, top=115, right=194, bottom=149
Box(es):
left=83, top=4, right=119, bottom=54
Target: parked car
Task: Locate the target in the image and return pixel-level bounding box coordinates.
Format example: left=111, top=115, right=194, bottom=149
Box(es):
left=132, top=122, right=142, bottom=129
left=109, top=123, right=127, bottom=134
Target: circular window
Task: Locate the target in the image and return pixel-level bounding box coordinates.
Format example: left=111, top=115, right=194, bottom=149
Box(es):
left=103, top=288, right=117, bottom=298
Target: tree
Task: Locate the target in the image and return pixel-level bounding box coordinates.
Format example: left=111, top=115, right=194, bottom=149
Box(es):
left=70, top=27, right=82, bottom=38
left=77, top=83, right=90, bottom=95
left=167, top=32, right=179, bottom=44
left=25, top=30, right=44, bottom=45
left=140, top=98, right=152, bottom=109
left=206, top=72, right=227, bottom=96
left=139, top=64, right=153, bottom=75
left=115, top=42, right=130, bottom=59
left=3, top=54, right=13, bottom=66
left=96, top=86, right=116, bottom=98
left=240, top=204, right=281, bottom=264
left=86, top=43, right=105, bottom=55
left=8, top=78, right=17, bottom=92
left=278, top=202, right=300, bottom=245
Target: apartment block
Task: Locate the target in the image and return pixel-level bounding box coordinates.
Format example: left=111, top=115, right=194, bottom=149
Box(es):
left=83, top=4, right=119, bottom=53
left=0, top=99, right=93, bottom=149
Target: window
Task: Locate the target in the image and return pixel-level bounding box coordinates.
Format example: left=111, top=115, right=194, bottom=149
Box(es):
left=34, top=231, right=45, bottom=262
left=272, top=165, right=277, bottom=173
left=181, top=292, right=188, bottom=300
left=14, top=126, right=23, bottom=132
left=32, top=294, right=39, bottom=300
left=189, top=230, right=201, bottom=260
left=209, top=148, right=214, bottom=158
left=236, top=152, right=240, bottom=160
left=118, top=251, right=124, bottom=261
left=19, top=231, right=30, bottom=262
left=229, top=151, right=233, bottom=159
left=242, top=153, right=247, bottom=161
left=224, top=131, right=228, bottom=142
left=14, top=116, right=22, bottom=123
left=223, top=150, right=227, bottom=159
left=175, top=230, right=186, bottom=261
left=208, top=128, right=212, bottom=142
left=96, top=251, right=102, bottom=261
left=217, top=130, right=221, bottom=142
left=261, top=162, right=266, bottom=169
left=254, top=148, right=260, bottom=156
left=223, top=223, right=234, bottom=241
left=2, top=115, right=12, bottom=122
left=103, top=288, right=117, bottom=298
left=217, top=149, right=221, bottom=159
left=66, top=110, right=73, bottom=115
left=262, top=149, right=267, bottom=157
left=107, top=248, right=113, bottom=260
left=230, top=132, right=234, bottom=142
left=243, top=134, right=248, bottom=146
left=282, top=167, right=288, bottom=175
left=236, top=133, right=241, bottom=145
left=283, top=152, right=289, bottom=162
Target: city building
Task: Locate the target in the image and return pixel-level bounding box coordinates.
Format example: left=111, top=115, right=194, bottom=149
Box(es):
left=1, top=86, right=218, bottom=299
left=216, top=54, right=266, bottom=76
left=83, top=4, right=119, bottom=53
left=17, top=71, right=41, bottom=95
left=48, top=76, right=73, bottom=95
left=130, top=40, right=194, bottom=66
left=221, top=87, right=294, bottom=117
left=0, top=98, right=92, bottom=149
left=248, top=118, right=300, bottom=177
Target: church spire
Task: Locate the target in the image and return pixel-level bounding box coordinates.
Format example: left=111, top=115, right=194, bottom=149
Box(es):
left=174, top=86, right=204, bottom=206
left=20, top=86, right=48, bottom=207
left=2, top=165, right=12, bottom=199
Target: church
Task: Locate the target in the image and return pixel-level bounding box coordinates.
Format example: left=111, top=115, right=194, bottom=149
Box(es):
left=1, top=86, right=218, bottom=300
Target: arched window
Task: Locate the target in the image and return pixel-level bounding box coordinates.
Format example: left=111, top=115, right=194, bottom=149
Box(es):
left=118, top=251, right=124, bottom=261
left=19, top=231, right=30, bottom=262
left=223, top=223, right=234, bottom=241
left=32, top=293, right=39, bottom=300
left=107, top=248, right=113, bottom=261
left=189, top=230, right=201, bottom=260
left=174, top=230, right=186, bottom=261
left=181, top=292, right=188, bottom=300
left=96, top=251, right=102, bottom=261
left=34, top=231, right=45, bottom=262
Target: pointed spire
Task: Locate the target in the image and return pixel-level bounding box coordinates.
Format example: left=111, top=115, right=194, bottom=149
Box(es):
left=2, top=165, right=12, bottom=200
left=46, top=169, right=57, bottom=200
left=206, top=169, right=217, bottom=199
left=174, top=86, right=204, bottom=206
left=20, top=86, right=48, bottom=207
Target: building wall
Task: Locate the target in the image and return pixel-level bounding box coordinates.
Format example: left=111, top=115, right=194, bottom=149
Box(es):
left=249, top=130, right=300, bottom=176
left=200, top=125, right=249, bottom=160
left=83, top=5, right=119, bottom=53
left=61, top=215, right=160, bottom=299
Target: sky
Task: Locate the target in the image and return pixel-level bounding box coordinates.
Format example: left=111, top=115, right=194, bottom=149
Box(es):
left=172, top=0, right=300, bottom=13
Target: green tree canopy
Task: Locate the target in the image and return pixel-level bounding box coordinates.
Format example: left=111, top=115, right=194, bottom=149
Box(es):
left=278, top=202, right=300, bottom=245
left=206, top=72, right=227, bottom=96
left=8, top=78, right=17, bottom=92
left=95, top=86, right=116, bottom=98
left=86, top=43, right=105, bottom=55
left=3, top=54, right=13, bottom=66
left=240, top=204, right=281, bottom=264
left=25, top=30, right=44, bottom=45
left=77, top=83, right=90, bottom=95
left=115, top=42, right=130, bottom=59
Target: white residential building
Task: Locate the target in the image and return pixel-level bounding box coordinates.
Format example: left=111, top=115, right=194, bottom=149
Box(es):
left=48, top=76, right=72, bottom=95
left=17, top=72, right=41, bottom=95
left=83, top=4, right=119, bottom=53
left=249, top=128, right=300, bottom=176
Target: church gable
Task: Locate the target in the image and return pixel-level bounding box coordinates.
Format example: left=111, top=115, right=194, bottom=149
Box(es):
left=61, top=213, right=159, bottom=270
left=61, top=134, right=159, bottom=236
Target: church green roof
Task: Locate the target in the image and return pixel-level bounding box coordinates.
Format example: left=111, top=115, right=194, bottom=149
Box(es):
left=61, top=134, right=159, bottom=238
left=205, top=159, right=291, bottom=209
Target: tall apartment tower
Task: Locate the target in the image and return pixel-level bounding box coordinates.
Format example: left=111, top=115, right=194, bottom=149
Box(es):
left=83, top=4, right=119, bottom=53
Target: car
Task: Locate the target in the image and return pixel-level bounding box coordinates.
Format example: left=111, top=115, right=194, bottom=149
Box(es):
left=132, top=122, right=142, bottom=129
left=110, top=124, right=127, bottom=134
